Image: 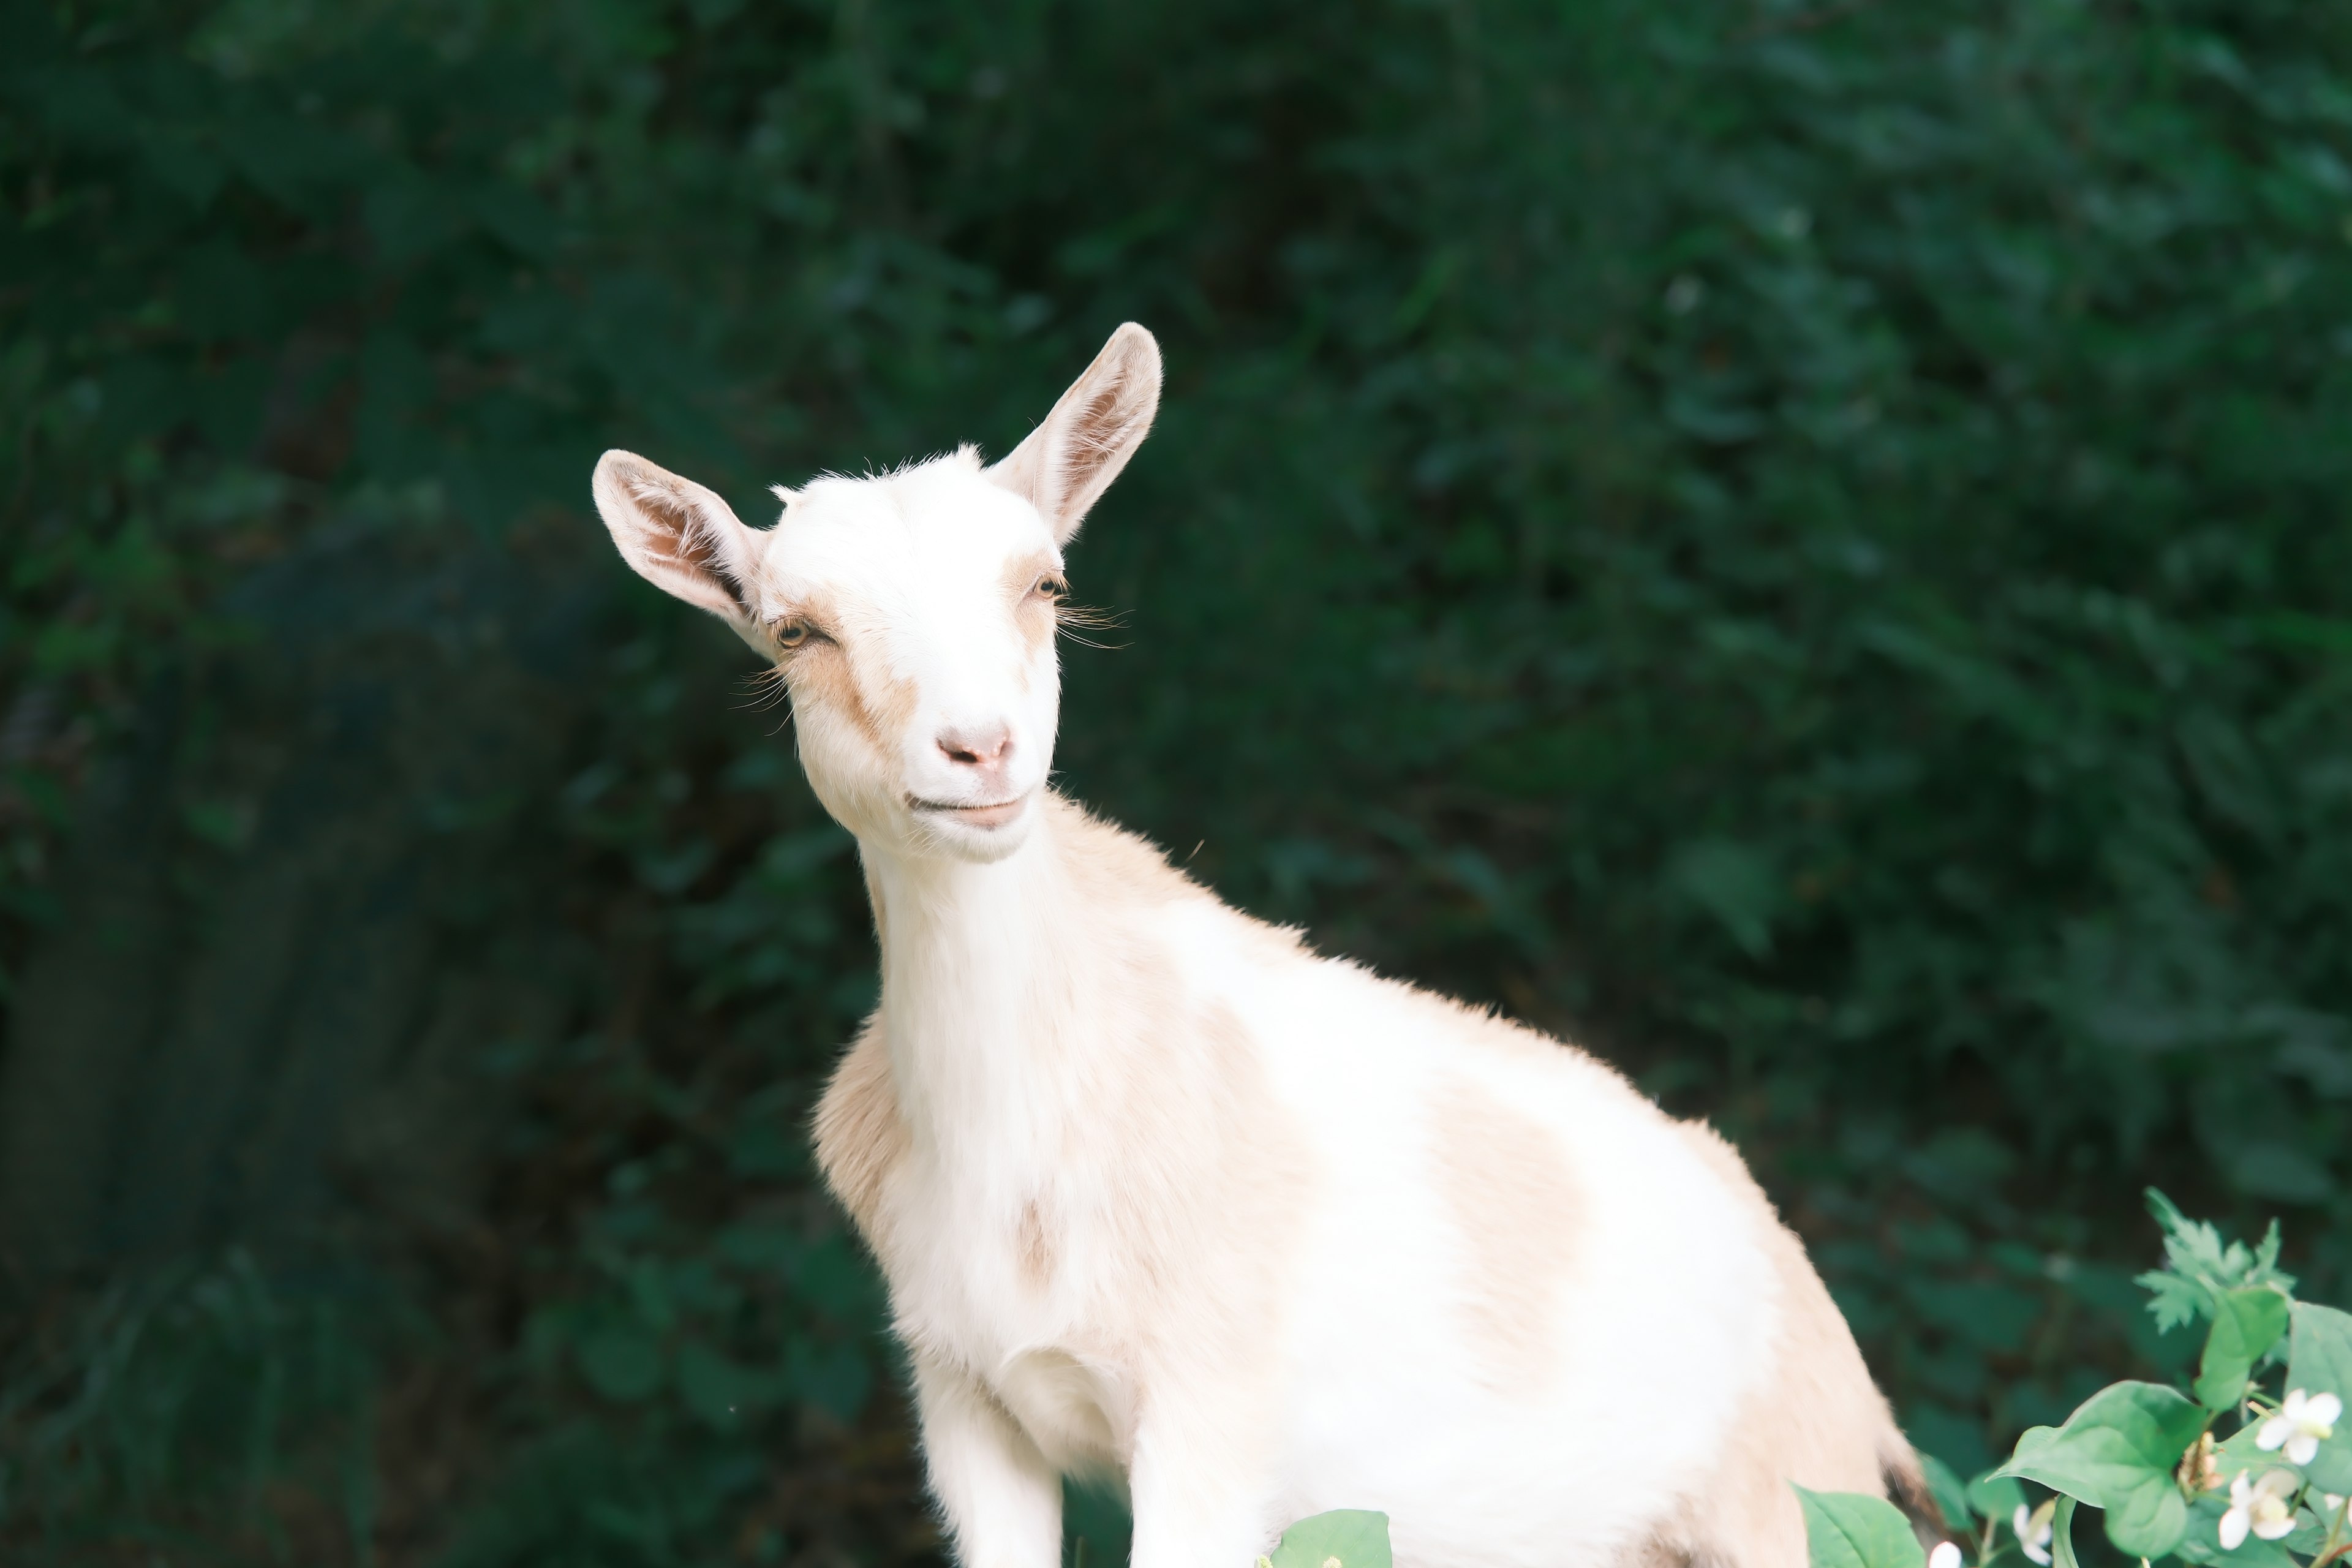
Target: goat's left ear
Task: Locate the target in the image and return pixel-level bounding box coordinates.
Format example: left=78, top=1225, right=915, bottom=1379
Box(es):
left=591, top=450, right=764, bottom=636
left=988, top=322, right=1161, bottom=545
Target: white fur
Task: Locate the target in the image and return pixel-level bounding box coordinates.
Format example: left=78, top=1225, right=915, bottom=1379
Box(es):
left=590, top=324, right=1918, bottom=1568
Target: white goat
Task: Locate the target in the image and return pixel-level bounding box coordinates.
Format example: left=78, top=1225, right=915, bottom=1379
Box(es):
left=591, top=324, right=1928, bottom=1568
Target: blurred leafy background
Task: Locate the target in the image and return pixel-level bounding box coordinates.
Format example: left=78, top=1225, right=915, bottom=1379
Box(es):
left=3, top=0, right=2351, bottom=1561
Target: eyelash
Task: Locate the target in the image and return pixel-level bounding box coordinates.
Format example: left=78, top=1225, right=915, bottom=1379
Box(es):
left=1033, top=574, right=1068, bottom=600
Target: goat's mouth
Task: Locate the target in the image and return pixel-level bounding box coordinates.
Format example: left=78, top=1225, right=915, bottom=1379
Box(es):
left=909, top=793, right=1031, bottom=829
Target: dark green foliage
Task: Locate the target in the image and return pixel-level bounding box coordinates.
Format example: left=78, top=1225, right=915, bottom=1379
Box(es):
left=3, top=0, right=2351, bottom=1561
left=2141, top=1188, right=2296, bottom=1335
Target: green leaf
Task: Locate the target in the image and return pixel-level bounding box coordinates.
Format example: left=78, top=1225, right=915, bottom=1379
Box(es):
left=2011, top=1427, right=2060, bottom=1462
left=1967, top=1470, right=2027, bottom=1523
left=2049, top=1498, right=2081, bottom=1568
left=1794, top=1487, right=1926, bottom=1568
left=1993, top=1381, right=2206, bottom=1558
left=2285, top=1510, right=2331, bottom=1558
left=1919, top=1452, right=1974, bottom=1531
left=2143, top=1272, right=2215, bottom=1338
left=2103, top=1475, right=2190, bottom=1559
left=2288, top=1302, right=2352, bottom=1493
left=2197, top=1289, right=2292, bottom=1411
left=2139, top=1193, right=2297, bottom=1333
left=1264, top=1511, right=1392, bottom=1568
left=2212, top=1420, right=2278, bottom=1485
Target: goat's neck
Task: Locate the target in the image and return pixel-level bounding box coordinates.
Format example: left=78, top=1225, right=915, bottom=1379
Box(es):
left=861, top=811, right=1089, bottom=1178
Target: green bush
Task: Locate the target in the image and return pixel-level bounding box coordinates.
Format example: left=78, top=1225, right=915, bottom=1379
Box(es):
left=1800, top=1197, right=2351, bottom=1568
left=4, top=0, right=2351, bottom=1561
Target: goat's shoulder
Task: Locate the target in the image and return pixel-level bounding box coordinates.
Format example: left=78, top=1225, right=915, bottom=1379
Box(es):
left=811, top=1008, right=907, bottom=1250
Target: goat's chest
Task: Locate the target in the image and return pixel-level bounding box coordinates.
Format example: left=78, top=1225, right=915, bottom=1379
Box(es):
left=884, top=1171, right=1136, bottom=1469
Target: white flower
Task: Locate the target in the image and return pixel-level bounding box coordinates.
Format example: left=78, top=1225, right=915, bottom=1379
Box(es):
left=2256, top=1389, right=2342, bottom=1467
left=2219, top=1469, right=2301, bottom=1551
left=2014, top=1501, right=2056, bottom=1566
left=1928, top=1542, right=1962, bottom=1568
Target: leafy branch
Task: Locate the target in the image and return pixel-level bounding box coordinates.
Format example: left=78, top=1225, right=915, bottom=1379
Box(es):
left=1796, top=1194, right=2348, bottom=1568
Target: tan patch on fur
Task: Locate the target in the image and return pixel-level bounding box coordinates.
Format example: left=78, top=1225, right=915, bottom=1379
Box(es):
left=812, top=1011, right=907, bottom=1254
left=1030, top=907, right=1316, bottom=1476
left=1619, top=1504, right=1729, bottom=1568
left=780, top=588, right=919, bottom=761
left=1668, top=1120, right=1916, bottom=1568
left=784, top=643, right=863, bottom=737
left=1114, top=989, right=1316, bottom=1479
left=854, top=645, right=919, bottom=744
left=1003, top=550, right=1061, bottom=659
left=1430, top=1077, right=1582, bottom=1389
left=1016, top=1198, right=1055, bottom=1290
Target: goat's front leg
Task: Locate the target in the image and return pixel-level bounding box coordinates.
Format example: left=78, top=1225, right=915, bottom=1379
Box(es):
left=1127, top=1384, right=1277, bottom=1568
left=911, top=1351, right=1063, bottom=1568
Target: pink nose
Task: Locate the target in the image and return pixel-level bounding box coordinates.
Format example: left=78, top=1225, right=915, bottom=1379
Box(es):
left=937, top=723, right=1014, bottom=785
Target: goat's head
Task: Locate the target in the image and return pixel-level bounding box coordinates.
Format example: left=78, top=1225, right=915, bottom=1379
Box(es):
left=590, top=323, right=1160, bottom=862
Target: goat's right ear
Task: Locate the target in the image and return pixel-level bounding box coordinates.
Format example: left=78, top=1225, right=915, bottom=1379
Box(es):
left=591, top=450, right=763, bottom=629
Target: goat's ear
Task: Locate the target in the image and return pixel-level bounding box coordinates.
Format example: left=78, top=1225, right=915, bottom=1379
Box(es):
left=591, top=450, right=763, bottom=630
left=988, top=322, right=1161, bottom=545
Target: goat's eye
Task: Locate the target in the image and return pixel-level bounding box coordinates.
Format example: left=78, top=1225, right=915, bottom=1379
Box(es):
left=1033, top=575, right=1068, bottom=600
left=775, top=618, right=814, bottom=649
